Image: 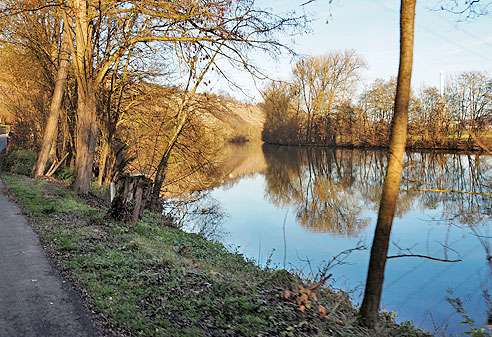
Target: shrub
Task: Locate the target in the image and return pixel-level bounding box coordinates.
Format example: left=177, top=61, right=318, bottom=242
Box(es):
left=90, top=181, right=110, bottom=200
left=1, top=150, right=36, bottom=175
left=54, top=167, right=74, bottom=183
left=229, top=134, right=249, bottom=143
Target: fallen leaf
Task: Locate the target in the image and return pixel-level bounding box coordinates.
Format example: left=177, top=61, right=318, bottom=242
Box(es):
left=299, top=305, right=306, bottom=312
left=300, top=293, right=308, bottom=303
left=284, top=290, right=291, bottom=299
left=318, top=305, right=326, bottom=318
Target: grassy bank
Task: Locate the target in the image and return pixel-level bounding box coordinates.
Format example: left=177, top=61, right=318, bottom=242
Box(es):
left=1, top=173, right=430, bottom=337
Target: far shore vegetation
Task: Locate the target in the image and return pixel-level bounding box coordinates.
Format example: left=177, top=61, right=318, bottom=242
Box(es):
left=261, top=53, right=491, bottom=152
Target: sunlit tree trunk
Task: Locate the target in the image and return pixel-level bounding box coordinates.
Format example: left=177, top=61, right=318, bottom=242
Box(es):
left=97, top=135, right=110, bottom=186
left=33, top=21, right=71, bottom=177
left=148, top=43, right=219, bottom=207
left=359, top=0, right=416, bottom=329
left=72, top=84, right=98, bottom=194
left=150, top=109, right=188, bottom=207
left=69, top=0, right=99, bottom=195
left=97, top=51, right=133, bottom=186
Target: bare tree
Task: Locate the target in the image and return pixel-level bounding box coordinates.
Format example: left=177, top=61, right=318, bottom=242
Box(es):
left=437, top=0, right=492, bottom=20
left=360, top=78, right=397, bottom=124
left=261, top=80, right=302, bottom=144
left=33, top=15, right=71, bottom=177
left=446, top=71, right=492, bottom=133
left=359, top=0, right=416, bottom=329
left=293, top=50, right=366, bottom=144
left=0, top=2, right=64, bottom=153
left=58, top=0, right=303, bottom=195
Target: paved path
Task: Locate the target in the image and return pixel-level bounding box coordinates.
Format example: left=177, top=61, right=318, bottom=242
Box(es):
left=0, top=134, right=97, bottom=337
left=0, top=133, right=6, bottom=153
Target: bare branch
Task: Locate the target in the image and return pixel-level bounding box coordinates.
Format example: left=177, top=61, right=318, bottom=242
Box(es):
left=401, top=188, right=492, bottom=197
left=387, top=254, right=461, bottom=262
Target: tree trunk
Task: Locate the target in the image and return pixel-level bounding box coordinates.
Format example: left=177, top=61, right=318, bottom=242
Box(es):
left=107, top=174, right=153, bottom=224
left=149, top=146, right=171, bottom=209
left=104, top=151, right=116, bottom=185
left=97, top=134, right=110, bottom=186
left=359, top=0, right=416, bottom=329
left=150, top=100, right=189, bottom=207
left=33, top=21, right=71, bottom=178
left=72, top=84, right=98, bottom=195
left=69, top=0, right=99, bottom=195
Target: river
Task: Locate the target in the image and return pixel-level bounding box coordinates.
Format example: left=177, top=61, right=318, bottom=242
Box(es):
left=183, top=143, right=491, bottom=336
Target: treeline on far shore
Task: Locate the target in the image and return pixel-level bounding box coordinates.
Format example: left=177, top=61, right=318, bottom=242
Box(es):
left=260, top=50, right=492, bottom=152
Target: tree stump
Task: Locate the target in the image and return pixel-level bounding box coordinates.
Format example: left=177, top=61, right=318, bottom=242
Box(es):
left=106, top=174, right=153, bottom=223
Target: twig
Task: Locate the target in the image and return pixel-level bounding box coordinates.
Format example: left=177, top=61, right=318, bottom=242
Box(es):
left=46, top=153, right=69, bottom=177
left=403, top=178, right=432, bottom=185
left=296, top=251, right=314, bottom=277
left=282, top=209, right=288, bottom=269
left=328, top=294, right=345, bottom=318
left=308, top=274, right=332, bottom=291
left=300, top=0, right=316, bottom=6
left=401, top=188, right=492, bottom=197
left=461, top=121, right=492, bottom=155
left=387, top=254, right=461, bottom=262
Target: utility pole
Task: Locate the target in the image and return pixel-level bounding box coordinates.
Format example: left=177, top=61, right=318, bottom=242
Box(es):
left=440, top=70, right=445, bottom=99
left=437, top=70, right=446, bottom=111
left=437, top=70, right=450, bottom=134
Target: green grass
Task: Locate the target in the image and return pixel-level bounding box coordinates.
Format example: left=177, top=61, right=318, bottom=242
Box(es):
left=447, top=130, right=492, bottom=140
left=2, top=175, right=89, bottom=217
left=1, top=173, right=431, bottom=337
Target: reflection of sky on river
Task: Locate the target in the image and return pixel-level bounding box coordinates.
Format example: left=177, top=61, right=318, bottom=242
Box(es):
left=209, top=173, right=490, bottom=336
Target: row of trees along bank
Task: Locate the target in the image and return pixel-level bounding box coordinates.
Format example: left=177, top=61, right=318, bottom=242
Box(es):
left=0, top=0, right=302, bottom=205
left=261, top=51, right=492, bottom=151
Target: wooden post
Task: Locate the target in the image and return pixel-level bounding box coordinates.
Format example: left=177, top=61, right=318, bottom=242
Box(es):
left=106, top=174, right=153, bottom=223
left=110, top=182, right=115, bottom=202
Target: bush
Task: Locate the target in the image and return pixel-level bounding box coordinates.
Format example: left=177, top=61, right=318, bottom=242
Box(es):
left=1, top=150, right=36, bottom=176
left=90, top=181, right=110, bottom=200
left=54, top=167, right=74, bottom=183
left=229, top=135, right=249, bottom=143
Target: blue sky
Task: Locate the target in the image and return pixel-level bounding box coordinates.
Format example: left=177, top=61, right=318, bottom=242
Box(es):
left=211, top=0, right=492, bottom=101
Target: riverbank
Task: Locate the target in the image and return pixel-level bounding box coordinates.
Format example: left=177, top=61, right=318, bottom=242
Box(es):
left=0, top=173, right=430, bottom=337
left=263, top=132, right=492, bottom=153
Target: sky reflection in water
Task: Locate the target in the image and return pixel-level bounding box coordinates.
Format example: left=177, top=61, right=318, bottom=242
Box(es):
left=202, top=144, right=491, bottom=335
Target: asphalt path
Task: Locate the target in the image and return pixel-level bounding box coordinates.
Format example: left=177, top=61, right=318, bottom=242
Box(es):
left=0, top=133, right=6, bottom=153
left=0, top=134, right=97, bottom=336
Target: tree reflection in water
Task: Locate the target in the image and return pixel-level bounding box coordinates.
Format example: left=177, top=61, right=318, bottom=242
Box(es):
left=262, top=144, right=491, bottom=331
left=262, top=144, right=491, bottom=238
left=211, top=143, right=491, bottom=334
left=262, top=144, right=373, bottom=237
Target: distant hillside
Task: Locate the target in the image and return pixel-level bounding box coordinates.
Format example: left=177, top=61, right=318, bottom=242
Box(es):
left=199, top=99, right=265, bottom=143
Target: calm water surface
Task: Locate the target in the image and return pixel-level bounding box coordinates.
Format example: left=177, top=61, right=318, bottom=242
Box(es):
left=198, top=144, right=491, bottom=336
